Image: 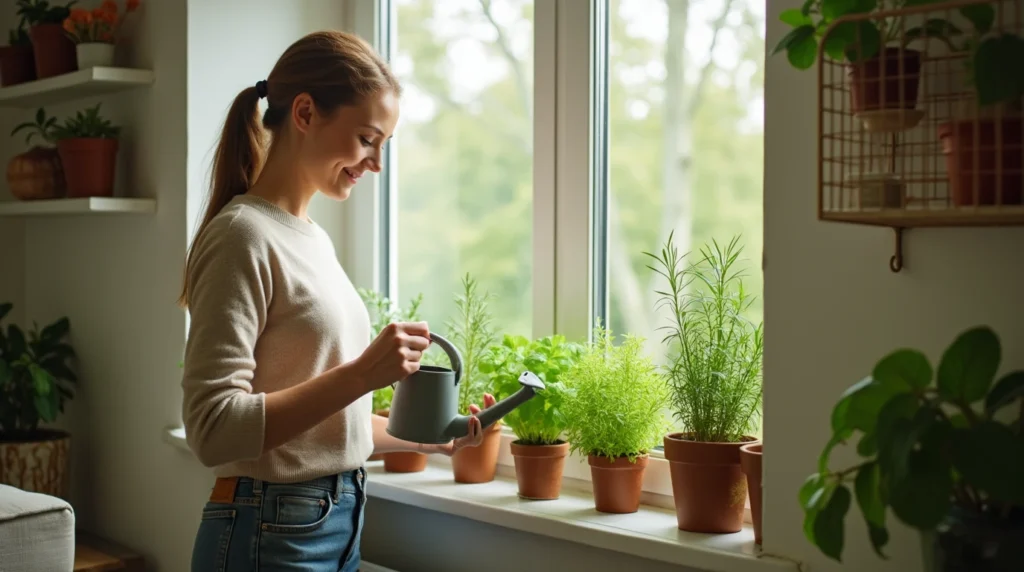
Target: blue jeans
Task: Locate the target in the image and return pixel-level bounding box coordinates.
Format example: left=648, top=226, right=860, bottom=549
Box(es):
left=191, top=468, right=367, bottom=571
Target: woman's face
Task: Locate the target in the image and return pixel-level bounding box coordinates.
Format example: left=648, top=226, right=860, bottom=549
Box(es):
left=295, top=89, right=400, bottom=201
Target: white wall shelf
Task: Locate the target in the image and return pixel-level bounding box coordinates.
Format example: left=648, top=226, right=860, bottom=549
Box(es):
left=0, top=197, right=156, bottom=216
left=0, top=67, right=155, bottom=108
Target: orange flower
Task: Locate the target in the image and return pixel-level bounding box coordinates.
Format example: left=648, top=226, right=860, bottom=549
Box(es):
left=68, top=8, right=90, bottom=22
left=127, top=0, right=140, bottom=12
left=62, top=18, right=75, bottom=35
left=100, top=0, right=118, bottom=13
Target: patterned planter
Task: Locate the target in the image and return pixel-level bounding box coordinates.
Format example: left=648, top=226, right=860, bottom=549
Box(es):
left=0, top=430, right=71, bottom=499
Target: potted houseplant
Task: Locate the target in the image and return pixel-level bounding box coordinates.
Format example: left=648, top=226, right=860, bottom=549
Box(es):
left=802, top=325, right=1024, bottom=571
left=359, top=287, right=429, bottom=472
left=7, top=107, right=66, bottom=201
left=772, top=0, right=957, bottom=127
left=934, top=5, right=1024, bottom=206
left=480, top=334, right=583, bottom=500
left=62, top=0, right=140, bottom=70
left=52, top=102, right=120, bottom=197
left=446, top=273, right=500, bottom=484
left=0, top=302, right=78, bottom=499
left=562, top=326, right=669, bottom=514
left=0, top=24, right=36, bottom=87
left=15, top=0, right=77, bottom=79
left=648, top=233, right=763, bottom=534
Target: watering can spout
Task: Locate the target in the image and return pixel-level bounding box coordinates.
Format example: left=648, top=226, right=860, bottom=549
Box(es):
left=445, top=371, right=545, bottom=440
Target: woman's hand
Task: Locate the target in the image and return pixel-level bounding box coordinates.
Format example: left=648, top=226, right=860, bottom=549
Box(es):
left=346, top=322, right=431, bottom=393
left=440, top=393, right=497, bottom=457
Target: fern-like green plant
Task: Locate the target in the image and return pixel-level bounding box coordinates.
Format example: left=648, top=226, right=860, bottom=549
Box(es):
left=561, top=325, right=669, bottom=462
left=8, top=24, right=30, bottom=46
left=445, top=273, right=495, bottom=414
left=647, top=233, right=763, bottom=443
left=479, top=334, right=584, bottom=445
left=51, top=104, right=120, bottom=140
left=15, top=0, right=75, bottom=27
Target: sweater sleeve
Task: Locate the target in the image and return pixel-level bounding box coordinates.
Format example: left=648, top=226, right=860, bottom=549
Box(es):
left=181, top=213, right=270, bottom=468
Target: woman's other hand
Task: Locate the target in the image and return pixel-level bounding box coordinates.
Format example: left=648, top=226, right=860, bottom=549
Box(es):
left=347, top=321, right=430, bottom=392
left=444, top=393, right=497, bottom=456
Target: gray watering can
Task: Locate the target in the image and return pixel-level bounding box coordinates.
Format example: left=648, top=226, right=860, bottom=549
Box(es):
left=385, top=333, right=546, bottom=444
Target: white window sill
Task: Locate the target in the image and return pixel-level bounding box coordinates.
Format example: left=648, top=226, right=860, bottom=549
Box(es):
left=165, top=426, right=798, bottom=572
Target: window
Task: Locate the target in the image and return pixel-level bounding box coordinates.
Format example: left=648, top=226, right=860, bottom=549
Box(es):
left=601, top=0, right=765, bottom=369
left=359, top=0, right=764, bottom=404
left=384, top=0, right=535, bottom=338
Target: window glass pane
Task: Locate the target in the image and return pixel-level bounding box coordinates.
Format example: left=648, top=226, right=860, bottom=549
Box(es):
left=391, top=0, right=534, bottom=337
left=604, top=0, right=765, bottom=426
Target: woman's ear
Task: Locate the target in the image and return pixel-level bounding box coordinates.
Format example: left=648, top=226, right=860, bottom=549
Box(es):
left=290, top=93, right=316, bottom=135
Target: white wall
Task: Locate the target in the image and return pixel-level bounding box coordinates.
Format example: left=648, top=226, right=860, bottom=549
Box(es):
left=762, top=1, right=1024, bottom=570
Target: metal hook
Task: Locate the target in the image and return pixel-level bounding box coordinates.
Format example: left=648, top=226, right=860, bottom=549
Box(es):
left=889, top=228, right=904, bottom=273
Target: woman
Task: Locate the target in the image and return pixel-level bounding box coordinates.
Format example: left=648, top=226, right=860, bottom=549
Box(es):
left=179, top=30, right=493, bottom=571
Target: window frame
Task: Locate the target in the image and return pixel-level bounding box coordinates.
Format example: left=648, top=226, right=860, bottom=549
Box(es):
left=341, top=0, right=753, bottom=516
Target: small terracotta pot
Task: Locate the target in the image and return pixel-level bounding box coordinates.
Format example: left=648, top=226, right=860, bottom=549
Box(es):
left=510, top=441, right=569, bottom=500
left=847, top=47, right=921, bottom=112
left=373, top=408, right=428, bottom=472
left=664, top=433, right=757, bottom=533
left=56, top=138, right=119, bottom=197
left=0, top=43, right=37, bottom=86
left=29, top=24, right=77, bottom=79
left=740, top=443, right=763, bottom=545
left=451, top=422, right=502, bottom=484
left=383, top=451, right=428, bottom=473
left=588, top=454, right=648, bottom=514
left=938, top=118, right=1024, bottom=207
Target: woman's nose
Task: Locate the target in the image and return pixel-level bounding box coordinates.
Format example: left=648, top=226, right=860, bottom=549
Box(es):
left=364, top=156, right=381, bottom=173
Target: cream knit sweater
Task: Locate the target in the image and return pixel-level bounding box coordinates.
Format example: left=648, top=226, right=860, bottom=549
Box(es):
left=181, top=194, right=373, bottom=483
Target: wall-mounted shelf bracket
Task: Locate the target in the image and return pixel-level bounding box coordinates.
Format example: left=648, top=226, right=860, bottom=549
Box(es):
left=889, top=227, right=904, bottom=273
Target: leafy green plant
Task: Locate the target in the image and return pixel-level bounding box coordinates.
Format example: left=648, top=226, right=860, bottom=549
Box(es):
left=16, top=0, right=76, bottom=27
left=802, top=325, right=1024, bottom=562
left=947, top=6, right=1024, bottom=108
left=51, top=104, right=120, bottom=140
left=647, top=233, right=763, bottom=443
left=479, top=334, right=584, bottom=445
left=772, top=0, right=965, bottom=70
left=8, top=24, right=30, bottom=46
left=561, top=325, right=669, bottom=462
left=445, top=273, right=495, bottom=414
left=0, top=303, right=77, bottom=439
left=11, top=108, right=58, bottom=147
left=358, top=287, right=424, bottom=412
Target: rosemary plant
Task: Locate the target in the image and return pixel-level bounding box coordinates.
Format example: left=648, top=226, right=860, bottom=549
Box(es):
left=646, top=233, right=763, bottom=443
left=445, top=273, right=496, bottom=414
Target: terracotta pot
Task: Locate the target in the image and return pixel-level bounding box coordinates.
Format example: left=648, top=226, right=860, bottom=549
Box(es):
left=0, top=43, right=37, bottom=86
left=740, top=443, right=763, bottom=545
left=28, top=24, right=77, bottom=79
left=7, top=146, right=66, bottom=200
left=938, top=118, right=1023, bottom=207
left=373, top=408, right=427, bottom=472
left=664, top=433, right=757, bottom=533
left=383, top=451, right=428, bottom=473
left=56, top=138, right=119, bottom=197
left=510, top=440, right=568, bottom=500
left=451, top=422, right=502, bottom=484
left=0, top=430, right=71, bottom=499
left=847, top=47, right=921, bottom=113
left=588, top=454, right=648, bottom=514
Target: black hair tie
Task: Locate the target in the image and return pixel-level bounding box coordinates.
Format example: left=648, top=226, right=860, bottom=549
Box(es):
left=255, top=80, right=268, bottom=99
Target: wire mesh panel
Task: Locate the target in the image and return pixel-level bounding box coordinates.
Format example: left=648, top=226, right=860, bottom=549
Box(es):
left=817, top=0, right=1024, bottom=228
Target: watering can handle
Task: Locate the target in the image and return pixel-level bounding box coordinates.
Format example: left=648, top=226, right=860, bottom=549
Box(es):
left=429, top=333, right=463, bottom=385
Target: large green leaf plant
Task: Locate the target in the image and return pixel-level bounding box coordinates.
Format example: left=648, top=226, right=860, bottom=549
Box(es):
left=803, top=325, right=1024, bottom=561
left=0, top=303, right=77, bottom=439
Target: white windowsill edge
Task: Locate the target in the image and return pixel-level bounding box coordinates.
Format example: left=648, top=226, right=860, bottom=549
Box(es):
left=165, top=426, right=800, bottom=572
